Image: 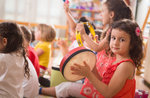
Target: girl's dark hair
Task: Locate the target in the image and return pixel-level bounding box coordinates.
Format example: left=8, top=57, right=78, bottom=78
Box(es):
left=104, top=0, right=133, bottom=22
left=110, top=19, right=143, bottom=68
left=20, top=26, right=32, bottom=43
left=101, top=0, right=133, bottom=40
left=31, top=29, right=35, bottom=42
left=78, top=16, right=96, bottom=35
left=0, top=22, right=30, bottom=78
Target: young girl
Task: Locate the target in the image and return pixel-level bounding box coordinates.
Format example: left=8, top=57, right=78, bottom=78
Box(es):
left=0, top=22, right=30, bottom=97
left=78, top=0, right=133, bottom=52
left=39, top=0, right=133, bottom=97
left=21, top=26, right=40, bottom=77
left=76, top=0, right=133, bottom=78
left=21, top=26, right=39, bottom=97
left=71, top=19, right=143, bottom=97
left=34, top=24, right=56, bottom=76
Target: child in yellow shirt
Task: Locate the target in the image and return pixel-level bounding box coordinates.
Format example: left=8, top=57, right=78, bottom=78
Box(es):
left=34, top=24, right=56, bottom=77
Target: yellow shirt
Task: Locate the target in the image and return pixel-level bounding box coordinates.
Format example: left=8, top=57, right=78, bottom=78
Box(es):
left=34, top=41, right=51, bottom=68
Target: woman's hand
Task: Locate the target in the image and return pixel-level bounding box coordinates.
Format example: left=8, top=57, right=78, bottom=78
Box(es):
left=71, top=61, right=92, bottom=77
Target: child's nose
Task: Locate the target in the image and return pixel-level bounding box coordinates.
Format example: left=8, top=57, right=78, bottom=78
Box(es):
left=114, top=39, right=119, bottom=45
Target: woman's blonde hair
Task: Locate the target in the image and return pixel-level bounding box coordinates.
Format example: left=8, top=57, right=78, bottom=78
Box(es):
left=37, top=24, right=56, bottom=42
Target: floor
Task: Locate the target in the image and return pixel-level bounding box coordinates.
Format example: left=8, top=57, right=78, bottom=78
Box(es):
left=37, top=75, right=150, bottom=98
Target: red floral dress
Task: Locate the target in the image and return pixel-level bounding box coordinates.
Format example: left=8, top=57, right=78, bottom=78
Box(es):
left=80, top=58, right=136, bottom=98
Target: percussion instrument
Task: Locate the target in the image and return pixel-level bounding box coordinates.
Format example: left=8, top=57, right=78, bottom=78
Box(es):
left=60, top=47, right=96, bottom=81
left=76, top=22, right=96, bottom=46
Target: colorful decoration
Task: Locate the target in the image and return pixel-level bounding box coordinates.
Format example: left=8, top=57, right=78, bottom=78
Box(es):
left=135, top=27, right=141, bottom=36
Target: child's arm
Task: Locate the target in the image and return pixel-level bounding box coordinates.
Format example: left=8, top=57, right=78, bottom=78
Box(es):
left=64, top=3, right=76, bottom=33
left=71, top=61, right=135, bottom=97
left=57, top=39, right=69, bottom=56
left=92, top=65, right=102, bottom=80
left=35, top=48, right=44, bottom=56
left=76, top=23, right=109, bottom=52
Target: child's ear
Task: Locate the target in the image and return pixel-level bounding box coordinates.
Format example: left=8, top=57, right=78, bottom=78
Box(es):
left=110, top=11, right=114, bottom=19
left=3, top=38, right=7, bottom=46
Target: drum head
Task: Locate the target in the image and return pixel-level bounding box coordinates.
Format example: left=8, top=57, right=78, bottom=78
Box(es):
left=60, top=47, right=96, bottom=81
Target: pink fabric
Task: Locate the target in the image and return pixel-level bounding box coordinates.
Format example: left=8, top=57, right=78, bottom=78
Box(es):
left=96, top=50, right=116, bottom=76
left=80, top=57, right=136, bottom=98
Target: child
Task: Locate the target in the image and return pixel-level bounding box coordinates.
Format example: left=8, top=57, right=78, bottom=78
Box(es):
left=71, top=19, right=143, bottom=97
left=21, top=26, right=40, bottom=77
left=76, top=0, right=133, bottom=77
left=0, top=22, right=30, bottom=97
left=58, top=16, right=95, bottom=56
left=21, top=26, right=39, bottom=97
left=34, top=24, right=56, bottom=76
left=22, top=58, right=39, bottom=98
left=39, top=0, right=133, bottom=97
left=77, top=0, right=133, bottom=52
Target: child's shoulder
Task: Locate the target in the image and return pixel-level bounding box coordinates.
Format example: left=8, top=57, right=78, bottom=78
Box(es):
left=117, top=59, right=135, bottom=73
left=119, top=61, right=134, bottom=68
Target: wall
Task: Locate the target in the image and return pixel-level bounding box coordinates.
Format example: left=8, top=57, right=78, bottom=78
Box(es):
left=136, top=0, right=150, bottom=28
left=0, top=0, right=67, bottom=38
left=144, top=36, right=150, bottom=83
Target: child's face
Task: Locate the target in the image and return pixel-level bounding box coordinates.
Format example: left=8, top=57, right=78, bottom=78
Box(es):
left=101, top=4, right=113, bottom=26
left=110, top=29, right=131, bottom=56
left=35, top=28, right=41, bottom=40
left=23, top=39, right=29, bottom=49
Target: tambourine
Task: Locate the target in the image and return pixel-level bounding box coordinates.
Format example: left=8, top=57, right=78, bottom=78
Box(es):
left=60, top=47, right=96, bottom=81
left=76, top=22, right=96, bottom=46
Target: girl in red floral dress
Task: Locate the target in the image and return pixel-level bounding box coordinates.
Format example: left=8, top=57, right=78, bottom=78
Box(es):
left=72, top=19, right=143, bottom=98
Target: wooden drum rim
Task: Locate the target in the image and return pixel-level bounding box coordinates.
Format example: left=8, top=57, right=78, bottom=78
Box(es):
left=60, top=47, right=94, bottom=76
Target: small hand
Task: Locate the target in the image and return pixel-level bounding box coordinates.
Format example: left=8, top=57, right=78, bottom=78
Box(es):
left=57, top=39, right=67, bottom=49
left=64, top=3, right=69, bottom=13
left=105, top=28, right=111, bottom=41
left=76, top=23, right=86, bottom=35
left=71, top=61, right=91, bottom=77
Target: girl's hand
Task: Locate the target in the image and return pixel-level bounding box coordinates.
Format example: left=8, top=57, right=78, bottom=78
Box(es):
left=104, top=28, right=111, bottom=41
left=76, top=23, right=86, bottom=35
left=57, top=39, right=69, bottom=55
left=57, top=39, right=67, bottom=49
left=71, top=61, right=91, bottom=77
left=64, top=3, right=69, bottom=13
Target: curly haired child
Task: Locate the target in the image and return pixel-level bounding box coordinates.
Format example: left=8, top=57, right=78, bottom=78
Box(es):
left=71, top=19, right=143, bottom=97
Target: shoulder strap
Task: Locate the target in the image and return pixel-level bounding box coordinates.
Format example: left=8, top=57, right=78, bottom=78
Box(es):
left=117, top=59, right=134, bottom=66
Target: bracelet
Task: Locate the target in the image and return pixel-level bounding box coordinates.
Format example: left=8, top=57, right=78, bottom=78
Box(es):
left=39, top=87, right=42, bottom=94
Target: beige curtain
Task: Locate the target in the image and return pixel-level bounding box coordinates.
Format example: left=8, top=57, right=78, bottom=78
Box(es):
left=0, top=0, right=67, bottom=38
left=0, top=0, right=66, bottom=25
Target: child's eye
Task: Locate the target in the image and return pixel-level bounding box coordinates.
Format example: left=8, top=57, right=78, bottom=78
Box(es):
left=111, top=36, right=116, bottom=40
left=120, top=38, right=125, bottom=42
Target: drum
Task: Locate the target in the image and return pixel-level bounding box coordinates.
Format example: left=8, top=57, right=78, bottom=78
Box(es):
left=60, top=47, right=96, bottom=81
